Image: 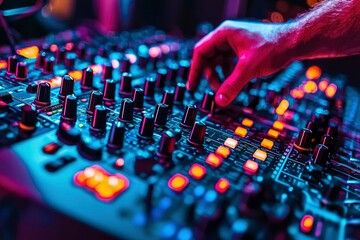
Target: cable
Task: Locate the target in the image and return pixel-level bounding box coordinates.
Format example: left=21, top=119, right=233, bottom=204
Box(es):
left=0, top=0, right=44, bottom=20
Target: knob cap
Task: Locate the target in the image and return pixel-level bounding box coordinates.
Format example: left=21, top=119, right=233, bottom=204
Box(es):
left=91, top=105, right=107, bottom=132
left=326, top=123, right=338, bottom=143
left=166, top=63, right=178, bottom=82
left=81, top=67, right=93, bottom=90
left=34, top=82, right=51, bottom=106
left=120, top=57, right=131, bottom=73
left=43, top=56, right=55, bottom=74
left=56, top=46, right=66, bottom=63
left=294, top=128, right=312, bottom=153
left=57, top=122, right=81, bottom=145
left=78, top=136, right=103, bottom=160
left=87, top=91, right=103, bottom=114
left=118, top=98, right=134, bottom=122
left=312, top=144, right=329, bottom=167
left=103, top=79, right=116, bottom=103
left=188, top=121, right=206, bottom=146
left=138, top=114, right=154, bottom=139
left=132, top=88, right=144, bottom=111
left=200, top=90, right=215, bottom=113
left=155, top=69, right=167, bottom=88
left=59, top=75, right=74, bottom=100
left=102, top=62, right=113, bottom=82
left=15, top=62, right=28, bottom=81
left=61, top=95, right=77, bottom=122
left=65, top=52, right=76, bottom=69
left=107, top=121, right=125, bottom=150
left=154, top=103, right=168, bottom=127
left=161, top=89, right=174, bottom=113
left=157, top=131, right=176, bottom=158
left=7, top=55, right=18, bottom=74
left=178, top=60, right=190, bottom=80
left=181, top=104, right=198, bottom=128
left=19, top=105, right=37, bottom=131
left=174, top=82, right=186, bottom=103
left=35, top=51, right=47, bottom=69
left=144, top=77, right=155, bottom=98
left=320, top=134, right=334, bottom=152
left=76, top=42, right=86, bottom=59
left=119, top=72, right=133, bottom=98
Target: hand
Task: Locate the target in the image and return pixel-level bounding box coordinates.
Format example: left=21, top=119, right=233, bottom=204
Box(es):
left=187, top=20, right=295, bottom=107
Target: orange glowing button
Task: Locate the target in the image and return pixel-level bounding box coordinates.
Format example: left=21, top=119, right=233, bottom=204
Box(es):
left=74, top=171, right=87, bottom=185
left=115, top=158, right=125, bottom=168
left=215, top=146, right=230, bottom=158
left=95, top=181, right=115, bottom=199
left=318, top=80, right=329, bottom=92
left=215, top=178, right=230, bottom=194
left=303, top=80, right=318, bottom=94
left=110, top=174, right=129, bottom=193
left=68, top=70, right=83, bottom=81
left=272, top=121, right=284, bottom=131
left=241, top=118, right=253, bottom=128
left=206, top=153, right=223, bottom=168
left=300, top=214, right=314, bottom=233
left=188, top=163, right=206, bottom=180
left=168, top=173, right=189, bottom=192
left=234, top=126, right=248, bottom=138
left=243, top=160, right=259, bottom=174
left=306, top=65, right=322, bottom=80
left=16, top=46, right=39, bottom=59
left=253, top=149, right=267, bottom=161
left=86, top=171, right=106, bottom=189
left=267, top=129, right=280, bottom=139
left=224, top=138, right=238, bottom=149
left=325, top=84, right=337, bottom=98
left=261, top=138, right=274, bottom=150
left=0, top=60, right=7, bottom=69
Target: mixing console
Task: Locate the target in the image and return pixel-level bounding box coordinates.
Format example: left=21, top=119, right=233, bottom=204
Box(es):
left=0, top=27, right=360, bottom=240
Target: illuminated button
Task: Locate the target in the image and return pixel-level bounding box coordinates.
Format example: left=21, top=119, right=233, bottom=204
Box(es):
left=95, top=180, right=115, bottom=199
left=110, top=174, right=128, bottom=193
left=206, top=153, right=223, bottom=168
left=267, top=129, right=280, bottom=139
left=272, top=121, right=284, bottom=131
left=215, top=146, right=230, bottom=158
left=114, top=158, right=125, bottom=168
left=300, top=215, right=314, bottom=233
left=224, top=138, right=238, bottom=149
left=243, top=160, right=259, bottom=174
left=16, top=46, right=39, bottom=59
left=188, top=163, right=206, bottom=180
left=306, top=65, right=322, bottom=80
left=42, top=142, right=62, bottom=154
left=86, top=171, right=105, bottom=188
left=168, top=173, right=189, bottom=192
left=215, top=178, right=230, bottom=194
left=68, top=70, right=83, bottom=81
left=241, top=118, right=253, bottom=128
left=74, top=171, right=87, bottom=185
left=234, top=126, right=247, bottom=137
left=261, top=138, right=274, bottom=150
left=0, top=60, right=7, bottom=69
left=253, top=149, right=267, bottom=161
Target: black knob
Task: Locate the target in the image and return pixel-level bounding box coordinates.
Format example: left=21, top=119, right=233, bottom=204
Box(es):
left=178, top=60, right=190, bottom=80
left=326, top=123, right=338, bottom=143
left=87, top=91, right=103, bottom=114
left=19, top=105, right=37, bottom=131
left=138, top=114, right=154, bottom=140
left=78, top=136, right=103, bottom=160
left=102, top=62, right=113, bottom=82
left=103, top=79, right=116, bottom=103
left=154, top=103, right=168, bottom=127
left=59, top=75, right=74, bottom=100
left=132, top=88, right=144, bottom=111
left=43, top=56, right=55, bottom=74
left=120, top=57, right=131, bottom=73
left=144, top=77, right=155, bottom=98
left=57, top=122, right=81, bottom=145
left=81, top=67, right=93, bottom=90
left=161, top=89, right=174, bottom=113
left=26, top=82, right=38, bottom=93
left=107, top=121, right=125, bottom=150
left=34, top=82, right=51, bottom=106
left=188, top=121, right=206, bottom=146
left=155, top=68, right=167, bottom=88
left=200, top=90, right=215, bottom=113
left=56, top=46, right=66, bottom=63
left=174, top=82, right=186, bottom=103
left=15, top=62, right=28, bottom=81
left=312, top=144, right=329, bottom=167
left=320, top=134, right=334, bottom=152
left=118, top=98, right=134, bottom=122
left=166, top=63, right=178, bottom=82
left=76, top=42, right=86, bottom=59
left=36, top=51, right=47, bottom=69
left=7, top=55, right=18, bottom=74
left=91, top=105, right=107, bottom=132
left=157, top=131, right=176, bottom=158
left=65, top=52, right=76, bottom=69
left=119, top=72, right=133, bottom=98
left=61, top=95, right=77, bottom=123
left=294, top=128, right=312, bottom=153
left=181, top=104, right=198, bottom=128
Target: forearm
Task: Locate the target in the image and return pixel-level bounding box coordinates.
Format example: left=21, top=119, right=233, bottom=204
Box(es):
left=282, top=0, right=360, bottom=61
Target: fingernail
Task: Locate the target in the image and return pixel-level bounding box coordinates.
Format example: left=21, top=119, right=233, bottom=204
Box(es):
left=186, top=82, right=191, bottom=90
left=216, top=94, right=229, bottom=106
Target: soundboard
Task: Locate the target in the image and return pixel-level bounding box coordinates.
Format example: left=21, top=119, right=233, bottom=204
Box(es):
left=0, top=26, right=360, bottom=240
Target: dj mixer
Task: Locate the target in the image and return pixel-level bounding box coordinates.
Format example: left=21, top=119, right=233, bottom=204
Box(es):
left=0, top=26, right=360, bottom=240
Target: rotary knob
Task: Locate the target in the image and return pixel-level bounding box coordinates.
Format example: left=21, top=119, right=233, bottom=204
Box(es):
left=118, top=98, right=134, bottom=122
left=188, top=121, right=206, bottom=146
left=107, top=121, right=125, bottom=150
left=103, top=79, right=116, bottom=103
left=61, top=95, right=78, bottom=123
left=59, top=75, right=74, bottom=100
left=87, top=91, right=103, bottom=114
left=19, top=105, right=37, bottom=131
left=15, top=62, right=28, bottom=81
left=34, top=82, right=51, bottom=106
left=81, top=67, right=93, bottom=90
left=154, top=103, right=168, bottom=127
left=119, top=72, right=133, bottom=98
left=294, top=128, right=313, bottom=153
left=181, top=104, right=198, bottom=128
left=90, top=105, right=107, bottom=132
left=138, top=114, right=154, bottom=140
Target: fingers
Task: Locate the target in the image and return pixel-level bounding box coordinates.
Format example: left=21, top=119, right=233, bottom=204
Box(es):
left=204, top=67, right=221, bottom=91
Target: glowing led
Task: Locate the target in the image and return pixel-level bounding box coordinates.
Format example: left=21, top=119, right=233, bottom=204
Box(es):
left=270, top=11, right=284, bottom=23
left=68, top=70, right=82, bottom=80
left=303, top=81, right=318, bottom=94
left=125, top=53, right=137, bottom=64
left=306, top=65, right=322, bottom=80
left=16, top=46, right=39, bottom=59
left=300, top=215, right=314, bottom=233
left=261, top=138, right=274, bottom=150
left=206, top=153, right=223, bottom=168
left=318, top=79, right=329, bottom=92
left=86, top=171, right=105, bottom=188
left=149, top=46, right=161, bottom=58
left=224, top=138, right=238, bottom=149
left=273, top=121, right=284, bottom=131
left=267, top=129, right=280, bottom=139
left=0, top=60, right=7, bottom=69
left=276, top=99, right=289, bottom=115
left=74, top=171, right=87, bottom=185
left=168, top=173, right=189, bottom=192
left=325, top=84, right=337, bottom=98
left=188, top=163, right=206, bottom=180
left=243, top=160, right=259, bottom=174
left=234, top=126, right=248, bottom=138
left=215, top=178, right=230, bottom=194
left=253, top=149, right=267, bottom=161
left=241, top=118, right=253, bottom=128
left=90, top=65, right=103, bottom=74
left=111, top=59, right=120, bottom=69
left=65, top=42, right=74, bottom=51
left=215, top=146, right=230, bottom=158
left=115, top=158, right=125, bottom=168
left=290, top=89, right=304, bottom=99
left=50, top=44, right=58, bottom=52
left=95, top=181, right=115, bottom=199
left=84, top=167, right=96, bottom=178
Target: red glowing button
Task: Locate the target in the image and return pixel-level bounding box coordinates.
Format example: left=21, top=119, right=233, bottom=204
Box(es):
left=243, top=160, right=259, bottom=174
left=206, top=153, right=223, bottom=168
left=168, top=173, right=189, bottom=192
left=114, top=158, right=125, bottom=168
left=188, top=163, right=206, bottom=180
left=300, top=214, right=314, bottom=233
left=215, top=178, right=230, bottom=194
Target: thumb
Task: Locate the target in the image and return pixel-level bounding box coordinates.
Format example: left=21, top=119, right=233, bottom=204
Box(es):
left=215, top=63, right=248, bottom=107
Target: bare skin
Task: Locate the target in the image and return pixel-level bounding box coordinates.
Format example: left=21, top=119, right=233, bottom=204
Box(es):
left=187, top=0, right=360, bottom=107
